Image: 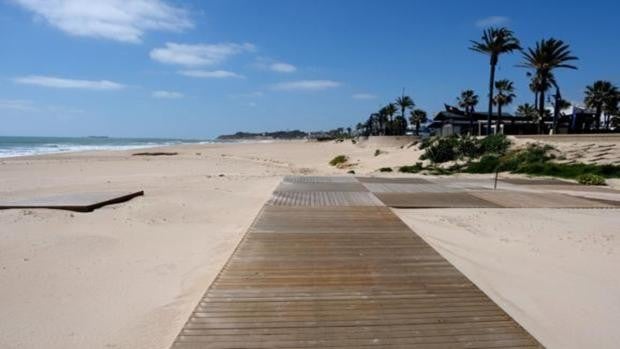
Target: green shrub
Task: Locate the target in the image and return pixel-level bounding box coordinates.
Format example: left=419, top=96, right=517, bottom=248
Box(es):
left=378, top=167, right=393, bottom=172
left=427, top=166, right=455, bottom=175
left=421, top=137, right=457, bottom=163
left=479, top=134, right=511, bottom=154
left=399, top=162, right=424, bottom=173
left=499, top=144, right=550, bottom=172
left=374, top=149, right=382, bottom=156
left=329, top=155, right=348, bottom=166
left=466, top=155, right=501, bottom=173
left=418, top=137, right=436, bottom=150
left=577, top=174, right=606, bottom=185
left=456, top=136, right=482, bottom=158
left=347, top=170, right=356, bottom=174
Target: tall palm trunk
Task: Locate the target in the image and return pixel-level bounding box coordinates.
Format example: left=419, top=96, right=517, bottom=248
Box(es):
left=552, top=87, right=560, bottom=134
left=595, top=105, right=602, bottom=130
left=496, top=103, right=502, bottom=134
left=538, top=77, right=546, bottom=134
left=468, top=107, right=474, bottom=135
left=415, top=122, right=420, bottom=136
left=487, top=58, right=497, bottom=135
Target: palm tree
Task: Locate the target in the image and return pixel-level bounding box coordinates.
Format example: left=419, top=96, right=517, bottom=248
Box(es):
left=393, top=116, right=408, bottom=135
left=552, top=98, right=571, bottom=112
left=585, top=80, right=619, bottom=130
left=395, top=95, right=415, bottom=127
left=516, top=103, right=538, bottom=119
left=370, top=112, right=382, bottom=135
left=470, top=27, right=521, bottom=134
left=603, top=93, right=619, bottom=129
left=520, top=38, right=577, bottom=133
left=457, top=90, right=479, bottom=134
left=384, top=103, right=397, bottom=135
left=516, top=103, right=540, bottom=133
left=527, top=71, right=555, bottom=109
left=409, top=109, right=428, bottom=136
left=377, top=109, right=389, bottom=135
left=492, top=79, right=516, bottom=133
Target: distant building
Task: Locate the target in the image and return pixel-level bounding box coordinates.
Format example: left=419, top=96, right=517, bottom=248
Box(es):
left=429, top=104, right=597, bottom=136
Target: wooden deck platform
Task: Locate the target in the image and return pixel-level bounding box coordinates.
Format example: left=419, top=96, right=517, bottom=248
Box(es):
left=0, top=191, right=144, bottom=212
left=171, top=177, right=544, bottom=348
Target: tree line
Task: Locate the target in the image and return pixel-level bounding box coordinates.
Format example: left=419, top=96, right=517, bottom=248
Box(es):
left=355, top=95, right=428, bottom=137
left=353, top=27, right=619, bottom=137
left=468, top=26, right=619, bottom=134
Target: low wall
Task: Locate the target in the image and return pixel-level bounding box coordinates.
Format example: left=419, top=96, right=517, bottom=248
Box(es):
left=356, top=135, right=420, bottom=148
left=513, top=134, right=620, bottom=143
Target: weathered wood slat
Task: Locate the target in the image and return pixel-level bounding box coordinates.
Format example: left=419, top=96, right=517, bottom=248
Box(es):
left=374, top=192, right=502, bottom=208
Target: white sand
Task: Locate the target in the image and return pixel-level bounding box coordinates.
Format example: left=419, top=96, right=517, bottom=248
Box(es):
left=0, top=139, right=618, bottom=348
left=395, top=208, right=620, bottom=349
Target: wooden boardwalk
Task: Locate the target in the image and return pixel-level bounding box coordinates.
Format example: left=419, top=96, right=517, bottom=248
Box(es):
left=172, top=176, right=544, bottom=348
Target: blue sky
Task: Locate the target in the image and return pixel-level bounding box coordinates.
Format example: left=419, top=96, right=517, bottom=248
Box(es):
left=1, top=0, right=619, bottom=139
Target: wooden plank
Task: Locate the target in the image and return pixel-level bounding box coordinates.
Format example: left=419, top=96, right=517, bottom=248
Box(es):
left=275, top=181, right=369, bottom=192
left=284, top=176, right=358, bottom=183
left=268, top=192, right=383, bottom=207
left=374, top=192, right=502, bottom=208
left=498, top=178, right=577, bottom=186
left=469, top=191, right=612, bottom=208
left=171, top=177, right=543, bottom=348
left=357, top=177, right=432, bottom=184
left=363, top=183, right=459, bottom=193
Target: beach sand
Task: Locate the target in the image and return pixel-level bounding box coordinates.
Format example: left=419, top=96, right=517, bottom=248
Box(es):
left=395, top=208, right=620, bottom=349
left=0, top=139, right=619, bottom=348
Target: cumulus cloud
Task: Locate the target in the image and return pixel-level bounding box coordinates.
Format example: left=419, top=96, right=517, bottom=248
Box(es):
left=14, top=75, right=125, bottom=90
left=254, top=58, right=297, bottom=73
left=152, top=90, right=183, bottom=98
left=352, top=93, right=377, bottom=100
left=150, top=42, right=255, bottom=66
left=272, top=80, right=341, bottom=91
left=475, top=16, right=510, bottom=28
left=11, top=0, right=193, bottom=43
left=268, top=62, right=296, bottom=73
left=179, top=70, right=244, bottom=79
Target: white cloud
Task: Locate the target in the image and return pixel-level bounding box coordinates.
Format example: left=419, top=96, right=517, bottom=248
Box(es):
left=14, top=75, right=125, bottom=90
left=152, top=90, right=183, bottom=98
left=269, top=62, right=296, bottom=73
left=254, top=58, right=297, bottom=73
left=11, top=0, right=192, bottom=43
left=352, top=93, right=376, bottom=100
left=150, top=42, right=255, bottom=66
left=272, top=80, right=341, bottom=91
left=475, top=16, right=510, bottom=28
left=230, top=91, right=264, bottom=99
left=179, top=70, right=244, bottom=79
left=0, top=99, right=38, bottom=111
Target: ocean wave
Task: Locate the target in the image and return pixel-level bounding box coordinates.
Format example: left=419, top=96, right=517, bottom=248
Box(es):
left=0, top=140, right=185, bottom=158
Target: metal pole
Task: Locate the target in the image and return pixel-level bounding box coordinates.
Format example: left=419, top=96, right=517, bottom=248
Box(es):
left=494, top=169, right=499, bottom=190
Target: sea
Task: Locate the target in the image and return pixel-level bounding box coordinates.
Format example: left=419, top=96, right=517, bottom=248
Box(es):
left=0, top=136, right=210, bottom=158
